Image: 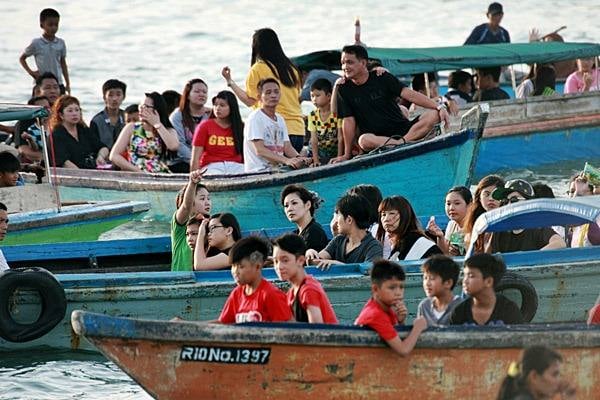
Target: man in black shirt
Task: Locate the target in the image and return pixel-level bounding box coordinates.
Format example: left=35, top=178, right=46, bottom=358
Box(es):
left=473, top=67, right=510, bottom=102
left=332, top=45, right=450, bottom=163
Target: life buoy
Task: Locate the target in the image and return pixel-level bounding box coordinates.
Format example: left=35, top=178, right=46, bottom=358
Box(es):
left=496, top=271, right=538, bottom=323
left=0, top=267, right=67, bottom=342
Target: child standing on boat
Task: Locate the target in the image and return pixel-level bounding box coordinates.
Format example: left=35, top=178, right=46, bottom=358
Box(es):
left=219, top=236, right=292, bottom=323
left=449, top=254, right=524, bottom=325
left=417, top=255, right=462, bottom=326
left=355, top=260, right=427, bottom=356
left=308, top=79, right=341, bottom=165
left=19, top=8, right=70, bottom=95
left=273, top=234, right=338, bottom=324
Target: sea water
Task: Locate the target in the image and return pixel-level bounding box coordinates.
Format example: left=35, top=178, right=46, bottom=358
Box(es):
left=0, top=0, right=598, bottom=398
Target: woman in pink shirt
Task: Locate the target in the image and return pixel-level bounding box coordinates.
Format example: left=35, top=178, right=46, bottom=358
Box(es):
left=564, top=57, right=599, bottom=94
left=190, top=91, right=244, bottom=175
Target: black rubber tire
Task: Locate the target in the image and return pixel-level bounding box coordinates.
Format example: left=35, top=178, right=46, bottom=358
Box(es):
left=496, top=271, right=538, bottom=322
left=0, top=267, right=67, bottom=342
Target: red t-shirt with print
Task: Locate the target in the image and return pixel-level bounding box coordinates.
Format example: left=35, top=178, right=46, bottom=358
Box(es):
left=355, top=298, right=399, bottom=341
left=287, top=274, right=338, bottom=324
left=219, top=278, right=291, bottom=323
left=192, top=119, right=242, bottom=167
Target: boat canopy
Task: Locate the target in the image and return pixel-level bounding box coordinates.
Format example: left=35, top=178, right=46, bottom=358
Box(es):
left=292, top=42, right=600, bottom=75
left=473, top=197, right=600, bottom=234
left=0, top=104, right=48, bottom=122
left=466, top=196, right=600, bottom=257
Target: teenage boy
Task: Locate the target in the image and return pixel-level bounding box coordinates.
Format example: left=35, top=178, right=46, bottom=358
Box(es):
left=90, top=79, right=127, bottom=149
left=332, top=45, right=449, bottom=162
left=464, top=2, right=511, bottom=45
left=20, top=8, right=70, bottom=94
left=417, top=255, right=462, bottom=326
left=355, top=259, right=427, bottom=356
left=449, top=253, right=524, bottom=325
left=273, top=233, right=338, bottom=324
left=243, top=78, right=310, bottom=173
left=219, top=236, right=292, bottom=323
left=473, top=67, right=510, bottom=102
left=0, top=202, right=9, bottom=271
left=305, top=193, right=383, bottom=268
left=171, top=170, right=211, bottom=271
left=0, top=152, right=23, bottom=188
left=308, top=79, right=342, bottom=165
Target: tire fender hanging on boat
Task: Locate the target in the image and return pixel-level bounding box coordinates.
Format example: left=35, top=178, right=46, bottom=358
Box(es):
left=0, top=267, right=67, bottom=342
left=496, top=271, right=538, bottom=323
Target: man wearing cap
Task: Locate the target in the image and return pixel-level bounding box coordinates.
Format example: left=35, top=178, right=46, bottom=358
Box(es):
left=487, top=179, right=566, bottom=253
left=464, top=3, right=511, bottom=45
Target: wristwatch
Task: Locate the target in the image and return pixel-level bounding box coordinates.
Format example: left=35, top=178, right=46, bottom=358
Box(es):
left=153, top=123, right=162, bottom=129
left=436, top=104, right=447, bottom=111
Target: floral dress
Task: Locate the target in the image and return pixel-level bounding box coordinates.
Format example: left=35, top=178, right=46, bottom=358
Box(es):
left=128, top=123, right=170, bottom=173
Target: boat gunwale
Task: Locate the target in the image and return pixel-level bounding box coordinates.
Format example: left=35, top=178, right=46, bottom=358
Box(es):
left=72, top=310, right=600, bottom=349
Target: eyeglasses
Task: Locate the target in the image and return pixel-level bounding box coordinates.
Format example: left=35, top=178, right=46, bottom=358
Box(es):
left=139, top=104, right=155, bottom=110
left=208, top=225, right=224, bottom=233
left=505, top=196, right=523, bottom=204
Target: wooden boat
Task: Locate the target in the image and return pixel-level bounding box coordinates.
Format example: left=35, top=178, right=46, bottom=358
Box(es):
left=1, top=192, right=150, bottom=246
left=2, top=197, right=598, bottom=353
left=0, top=105, right=151, bottom=245
left=293, top=42, right=600, bottom=179
left=23, top=105, right=489, bottom=227
left=71, top=310, right=600, bottom=400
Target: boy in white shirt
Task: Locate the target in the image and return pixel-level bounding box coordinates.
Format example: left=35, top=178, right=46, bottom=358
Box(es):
left=243, top=78, right=310, bottom=173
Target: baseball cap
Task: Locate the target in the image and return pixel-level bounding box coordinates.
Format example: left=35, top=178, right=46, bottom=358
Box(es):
left=487, top=2, right=504, bottom=15
left=492, top=179, right=534, bottom=201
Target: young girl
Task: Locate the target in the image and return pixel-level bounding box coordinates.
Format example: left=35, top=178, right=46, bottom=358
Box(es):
left=280, top=184, right=328, bottom=252
left=194, top=212, right=242, bottom=271
left=463, top=175, right=505, bottom=254
left=427, top=186, right=472, bottom=256
left=377, top=196, right=441, bottom=261
left=169, top=79, right=211, bottom=172
left=564, top=57, right=600, bottom=94
left=273, top=233, right=338, bottom=324
left=497, top=346, right=576, bottom=400
left=190, top=91, right=244, bottom=175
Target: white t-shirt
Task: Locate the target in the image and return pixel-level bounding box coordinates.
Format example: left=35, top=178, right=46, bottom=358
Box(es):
left=243, top=109, right=290, bottom=173
left=0, top=249, right=9, bottom=272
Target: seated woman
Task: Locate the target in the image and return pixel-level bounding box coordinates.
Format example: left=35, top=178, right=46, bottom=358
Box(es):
left=427, top=186, right=472, bottom=256
left=110, top=92, right=179, bottom=173
left=193, top=212, right=242, bottom=271
left=14, top=96, right=50, bottom=163
left=462, top=175, right=505, bottom=254
left=49, top=95, right=109, bottom=169
left=377, top=196, right=441, bottom=261
left=280, top=184, right=328, bottom=252
left=169, top=79, right=211, bottom=172
left=190, top=91, right=244, bottom=175
left=564, top=57, right=600, bottom=94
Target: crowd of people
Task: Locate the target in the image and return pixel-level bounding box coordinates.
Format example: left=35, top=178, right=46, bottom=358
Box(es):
left=3, top=6, right=598, bottom=177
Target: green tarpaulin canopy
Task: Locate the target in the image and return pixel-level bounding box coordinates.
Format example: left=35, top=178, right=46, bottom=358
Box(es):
left=291, top=42, right=600, bottom=75
left=0, top=104, right=48, bottom=122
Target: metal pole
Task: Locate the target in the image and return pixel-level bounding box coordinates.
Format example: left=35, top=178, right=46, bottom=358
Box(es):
left=39, top=121, right=61, bottom=213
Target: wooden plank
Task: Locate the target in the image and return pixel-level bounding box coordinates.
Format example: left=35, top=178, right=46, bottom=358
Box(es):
left=0, top=184, right=57, bottom=212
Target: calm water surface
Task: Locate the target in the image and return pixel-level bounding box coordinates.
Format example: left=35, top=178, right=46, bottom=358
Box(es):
left=0, top=1, right=597, bottom=398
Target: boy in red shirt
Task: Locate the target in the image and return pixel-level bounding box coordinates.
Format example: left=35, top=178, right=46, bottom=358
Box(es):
left=219, top=236, right=292, bottom=323
left=273, top=233, right=338, bottom=324
left=355, top=260, right=427, bottom=356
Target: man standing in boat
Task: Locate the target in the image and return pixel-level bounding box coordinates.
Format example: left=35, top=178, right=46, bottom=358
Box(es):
left=464, top=2, right=511, bottom=45
left=332, top=45, right=450, bottom=163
